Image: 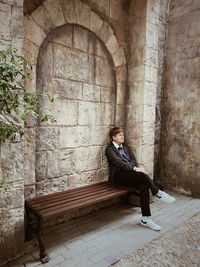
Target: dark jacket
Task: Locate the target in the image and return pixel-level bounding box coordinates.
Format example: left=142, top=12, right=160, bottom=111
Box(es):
left=105, top=142, right=137, bottom=184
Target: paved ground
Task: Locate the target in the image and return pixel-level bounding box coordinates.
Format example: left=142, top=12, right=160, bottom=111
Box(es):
left=7, top=191, right=200, bottom=267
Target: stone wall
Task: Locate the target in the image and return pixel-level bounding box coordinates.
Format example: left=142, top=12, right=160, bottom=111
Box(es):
left=127, top=0, right=161, bottom=177
left=0, top=0, right=24, bottom=265
left=24, top=0, right=128, bottom=198
left=35, top=24, right=115, bottom=195
left=158, top=0, right=200, bottom=196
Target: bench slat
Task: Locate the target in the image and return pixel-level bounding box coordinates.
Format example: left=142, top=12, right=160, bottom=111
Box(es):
left=29, top=184, right=129, bottom=210
left=28, top=182, right=108, bottom=204
left=42, top=187, right=135, bottom=220
left=31, top=186, right=131, bottom=213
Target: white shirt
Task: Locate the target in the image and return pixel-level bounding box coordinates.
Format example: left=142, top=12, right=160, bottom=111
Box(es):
left=112, top=141, right=122, bottom=149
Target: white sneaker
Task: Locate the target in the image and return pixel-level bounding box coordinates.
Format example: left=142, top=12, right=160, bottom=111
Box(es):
left=140, top=218, right=161, bottom=231
left=157, top=191, right=176, bottom=203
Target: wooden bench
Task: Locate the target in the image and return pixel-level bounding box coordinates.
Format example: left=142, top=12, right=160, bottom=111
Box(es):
left=25, top=181, right=136, bottom=263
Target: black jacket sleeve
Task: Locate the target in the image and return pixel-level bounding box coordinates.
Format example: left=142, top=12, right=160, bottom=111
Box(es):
left=105, top=145, right=136, bottom=172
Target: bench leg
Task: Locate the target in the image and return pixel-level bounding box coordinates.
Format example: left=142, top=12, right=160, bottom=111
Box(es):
left=35, top=219, right=50, bottom=263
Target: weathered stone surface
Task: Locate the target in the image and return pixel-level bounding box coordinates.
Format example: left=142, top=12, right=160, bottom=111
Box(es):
left=11, top=6, right=24, bottom=38
left=37, top=41, right=53, bottom=77
left=35, top=151, right=47, bottom=181
left=24, top=15, right=46, bottom=46
left=36, top=126, right=59, bottom=151
left=31, top=5, right=55, bottom=34
left=53, top=78, right=82, bottom=100
left=48, top=24, right=73, bottom=48
left=0, top=2, right=11, bottom=40
left=78, top=102, right=102, bottom=126
left=100, top=86, right=113, bottom=103
left=59, top=0, right=77, bottom=24
left=43, top=0, right=65, bottom=27
left=54, top=44, right=93, bottom=82
left=88, top=37, right=107, bottom=58
left=106, top=34, right=120, bottom=56
left=1, top=142, right=24, bottom=183
left=90, top=11, right=103, bottom=36
left=110, top=0, right=127, bottom=22
left=40, top=98, right=78, bottom=126
left=98, top=21, right=113, bottom=45
left=74, top=0, right=91, bottom=29
left=24, top=152, right=35, bottom=185
left=83, top=83, right=100, bottom=102
left=0, top=207, right=24, bottom=265
left=24, top=38, right=39, bottom=65
left=74, top=26, right=88, bottom=52
left=94, top=56, right=115, bottom=87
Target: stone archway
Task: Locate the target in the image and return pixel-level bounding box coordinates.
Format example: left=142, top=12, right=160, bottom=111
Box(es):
left=24, top=0, right=127, bottom=197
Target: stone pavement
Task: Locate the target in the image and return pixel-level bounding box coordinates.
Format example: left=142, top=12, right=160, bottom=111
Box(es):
left=8, top=191, right=200, bottom=267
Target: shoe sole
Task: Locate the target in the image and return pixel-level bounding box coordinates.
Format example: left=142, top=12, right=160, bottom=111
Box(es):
left=140, top=221, right=161, bottom=231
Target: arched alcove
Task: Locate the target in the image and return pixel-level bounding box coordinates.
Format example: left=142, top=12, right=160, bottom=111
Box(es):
left=24, top=0, right=127, bottom=197
left=35, top=24, right=118, bottom=195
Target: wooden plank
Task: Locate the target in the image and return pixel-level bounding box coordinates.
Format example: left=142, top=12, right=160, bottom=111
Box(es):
left=33, top=188, right=131, bottom=213
left=28, top=182, right=109, bottom=204
left=29, top=185, right=131, bottom=210
left=42, top=187, right=135, bottom=220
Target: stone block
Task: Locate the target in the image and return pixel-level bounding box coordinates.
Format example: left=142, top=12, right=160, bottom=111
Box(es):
left=35, top=151, right=47, bottom=181
left=74, top=0, right=91, bottom=29
left=59, top=126, right=79, bottom=148
left=36, top=126, right=59, bottom=151
left=24, top=184, right=36, bottom=199
left=106, top=34, right=120, bottom=56
left=115, top=104, right=126, bottom=126
left=43, top=0, right=65, bottom=27
left=145, top=65, right=158, bottom=84
left=78, top=101, right=102, bottom=126
left=10, top=6, right=23, bottom=39
left=142, top=122, right=155, bottom=145
left=116, top=64, right=127, bottom=83
left=113, top=47, right=126, bottom=67
left=40, top=98, right=78, bottom=126
left=0, top=207, right=24, bottom=264
left=0, top=181, right=24, bottom=209
left=0, top=2, right=11, bottom=40
left=1, top=142, right=24, bottom=183
left=59, top=0, right=77, bottom=24
left=90, top=11, right=103, bottom=36
left=24, top=153, right=35, bottom=185
left=98, top=21, right=113, bottom=45
left=129, top=46, right=145, bottom=67
left=54, top=44, right=93, bottom=82
left=67, top=173, right=81, bottom=189
left=31, top=5, right=55, bottom=35
left=98, top=21, right=114, bottom=44
left=24, top=63, right=37, bottom=94
left=24, top=15, right=46, bottom=47
left=102, top=103, right=113, bottom=126
left=128, top=81, right=145, bottom=106
left=110, top=0, right=127, bottom=22
left=94, top=56, right=114, bottom=87
left=74, top=26, right=88, bottom=52
left=129, top=65, right=145, bottom=83
left=83, top=83, right=100, bottom=102
left=146, top=22, right=159, bottom=50
left=74, top=146, right=102, bottom=172
left=48, top=24, right=73, bottom=48
left=144, top=81, right=157, bottom=106
left=53, top=78, right=82, bottom=100
left=116, top=82, right=126, bottom=105
left=145, top=47, right=158, bottom=68
left=24, top=127, right=36, bottom=154
left=37, top=42, right=53, bottom=77
left=100, top=86, right=113, bottom=103
left=90, top=126, right=109, bottom=146
left=88, top=36, right=107, bottom=58
left=24, top=38, right=39, bottom=65
left=47, top=149, right=76, bottom=178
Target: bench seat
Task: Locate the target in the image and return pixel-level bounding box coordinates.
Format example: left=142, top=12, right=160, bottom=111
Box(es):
left=25, top=181, right=136, bottom=263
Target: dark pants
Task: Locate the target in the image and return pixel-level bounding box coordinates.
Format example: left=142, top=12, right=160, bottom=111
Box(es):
left=114, top=170, right=159, bottom=216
